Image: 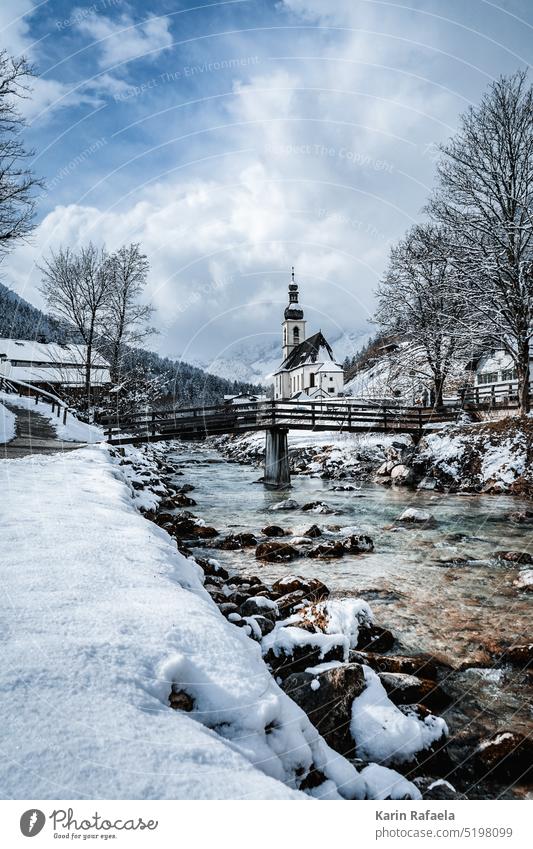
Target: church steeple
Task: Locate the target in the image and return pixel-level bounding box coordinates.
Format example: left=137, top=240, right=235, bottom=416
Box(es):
left=284, top=267, right=304, bottom=320
left=282, top=267, right=306, bottom=360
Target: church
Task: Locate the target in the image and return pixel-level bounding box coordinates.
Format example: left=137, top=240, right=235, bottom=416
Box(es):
left=273, top=269, right=344, bottom=401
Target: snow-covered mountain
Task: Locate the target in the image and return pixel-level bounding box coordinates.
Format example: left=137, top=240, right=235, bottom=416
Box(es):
left=196, top=330, right=371, bottom=385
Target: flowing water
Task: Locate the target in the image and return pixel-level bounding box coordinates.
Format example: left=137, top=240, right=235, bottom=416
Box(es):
left=168, top=444, right=532, bottom=794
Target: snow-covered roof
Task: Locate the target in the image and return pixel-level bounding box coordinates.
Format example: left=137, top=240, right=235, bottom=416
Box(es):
left=223, top=393, right=267, bottom=404
left=292, top=387, right=332, bottom=400
left=475, top=348, right=531, bottom=373
left=0, top=339, right=109, bottom=366
left=278, top=331, right=339, bottom=372
left=0, top=339, right=110, bottom=385
left=316, top=360, right=343, bottom=373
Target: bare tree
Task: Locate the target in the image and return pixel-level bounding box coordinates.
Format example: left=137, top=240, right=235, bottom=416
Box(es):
left=104, top=243, right=155, bottom=383
left=0, top=51, right=42, bottom=259
left=40, top=244, right=111, bottom=412
left=375, top=224, right=468, bottom=407
left=429, top=70, right=533, bottom=414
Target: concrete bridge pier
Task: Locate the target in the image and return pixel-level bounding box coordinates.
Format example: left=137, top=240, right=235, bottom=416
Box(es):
left=264, top=427, right=290, bottom=488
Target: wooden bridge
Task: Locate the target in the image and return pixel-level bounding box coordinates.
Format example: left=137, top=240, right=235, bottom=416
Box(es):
left=104, top=399, right=456, bottom=487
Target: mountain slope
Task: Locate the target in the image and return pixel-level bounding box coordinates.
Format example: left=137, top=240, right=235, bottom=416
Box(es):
left=198, top=330, right=372, bottom=385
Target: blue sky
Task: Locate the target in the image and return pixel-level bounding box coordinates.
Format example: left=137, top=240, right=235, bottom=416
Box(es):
left=2, top=0, right=533, bottom=365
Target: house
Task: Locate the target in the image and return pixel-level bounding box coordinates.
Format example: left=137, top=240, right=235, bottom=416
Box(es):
left=0, top=338, right=110, bottom=392
left=273, top=270, right=344, bottom=400
left=472, top=347, right=531, bottom=401
left=223, top=392, right=268, bottom=405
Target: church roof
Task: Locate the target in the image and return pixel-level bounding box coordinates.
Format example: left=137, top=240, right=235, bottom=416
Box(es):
left=278, top=330, right=337, bottom=371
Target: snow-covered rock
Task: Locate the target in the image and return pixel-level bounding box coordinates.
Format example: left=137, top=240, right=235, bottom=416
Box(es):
left=350, top=667, right=447, bottom=766
left=268, top=498, right=300, bottom=511
left=397, top=507, right=434, bottom=524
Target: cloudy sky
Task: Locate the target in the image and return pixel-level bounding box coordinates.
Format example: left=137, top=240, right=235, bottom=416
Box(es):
left=1, top=0, right=532, bottom=366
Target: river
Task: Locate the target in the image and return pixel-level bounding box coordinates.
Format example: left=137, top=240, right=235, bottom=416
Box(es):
left=167, top=443, right=532, bottom=797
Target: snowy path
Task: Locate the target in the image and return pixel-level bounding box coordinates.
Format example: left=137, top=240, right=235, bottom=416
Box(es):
left=1, top=396, right=99, bottom=459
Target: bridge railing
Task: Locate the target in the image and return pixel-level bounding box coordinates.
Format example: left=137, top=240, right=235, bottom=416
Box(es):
left=103, top=398, right=457, bottom=445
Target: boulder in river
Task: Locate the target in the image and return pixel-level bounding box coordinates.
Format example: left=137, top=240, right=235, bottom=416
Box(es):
left=263, top=628, right=346, bottom=678
left=240, top=595, right=280, bottom=621
left=342, top=534, right=374, bottom=553
left=377, top=672, right=449, bottom=710
left=414, top=777, right=460, bottom=800
left=219, top=532, right=258, bottom=550
left=197, top=558, right=229, bottom=581
left=172, top=515, right=219, bottom=538
left=282, top=663, right=366, bottom=756
left=397, top=507, right=435, bottom=525
left=485, top=641, right=533, bottom=667
left=357, top=652, right=450, bottom=680
left=513, top=569, right=533, bottom=591
left=307, top=534, right=374, bottom=558
left=303, top=524, right=322, bottom=538
left=255, top=541, right=299, bottom=562
left=272, top=575, right=329, bottom=601
left=302, top=501, right=335, bottom=514
left=495, top=550, right=533, bottom=564
left=474, top=731, right=533, bottom=781
left=261, top=524, right=288, bottom=537
left=248, top=614, right=275, bottom=637
left=354, top=624, right=395, bottom=653
left=276, top=589, right=310, bottom=617
left=219, top=602, right=240, bottom=617
left=268, top=499, right=300, bottom=511
left=507, top=510, right=533, bottom=524
left=390, top=464, right=414, bottom=485
left=307, top=541, right=346, bottom=558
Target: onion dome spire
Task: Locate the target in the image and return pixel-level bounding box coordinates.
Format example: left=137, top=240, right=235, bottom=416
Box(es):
left=285, top=266, right=304, bottom=319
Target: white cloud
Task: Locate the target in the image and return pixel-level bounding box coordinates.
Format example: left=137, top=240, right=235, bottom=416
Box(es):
left=76, top=13, right=173, bottom=68
left=1, top=0, right=523, bottom=364
left=1, top=1, right=461, bottom=361
left=0, top=0, right=35, bottom=56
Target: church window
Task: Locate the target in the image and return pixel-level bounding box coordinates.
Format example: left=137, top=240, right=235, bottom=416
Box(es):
left=309, top=372, right=315, bottom=387
left=293, top=327, right=299, bottom=344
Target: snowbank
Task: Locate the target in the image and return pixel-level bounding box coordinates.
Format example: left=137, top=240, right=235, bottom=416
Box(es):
left=0, top=401, right=16, bottom=443
left=213, top=429, right=412, bottom=481
left=0, top=391, right=103, bottom=443
left=0, top=445, right=373, bottom=800
left=413, top=417, right=532, bottom=496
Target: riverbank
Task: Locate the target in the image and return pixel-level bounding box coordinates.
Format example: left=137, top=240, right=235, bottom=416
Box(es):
left=212, top=416, right=533, bottom=498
